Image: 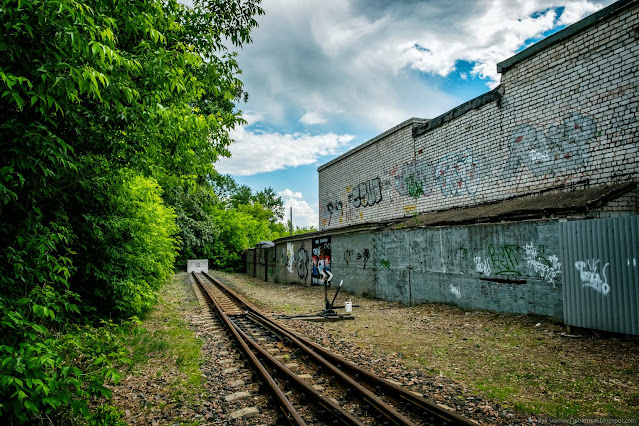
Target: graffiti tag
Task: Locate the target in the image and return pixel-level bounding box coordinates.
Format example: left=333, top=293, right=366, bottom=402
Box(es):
left=488, top=245, right=521, bottom=275
left=449, top=284, right=462, bottom=299
left=575, top=259, right=610, bottom=296
left=295, top=245, right=309, bottom=282
left=523, top=242, right=561, bottom=285
left=434, top=148, right=481, bottom=197
left=502, top=112, right=597, bottom=184
left=474, top=256, right=492, bottom=276
left=326, top=201, right=343, bottom=227
left=349, top=177, right=382, bottom=208
left=391, top=159, right=433, bottom=199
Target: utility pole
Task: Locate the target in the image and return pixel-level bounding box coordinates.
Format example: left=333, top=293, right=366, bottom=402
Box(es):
left=290, top=207, right=293, bottom=236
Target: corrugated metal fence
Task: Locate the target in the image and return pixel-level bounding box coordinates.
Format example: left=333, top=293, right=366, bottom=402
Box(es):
left=560, top=216, right=639, bottom=335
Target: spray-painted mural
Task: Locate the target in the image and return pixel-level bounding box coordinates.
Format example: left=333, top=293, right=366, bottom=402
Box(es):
left=435, top=148, right=482, bottom=197
left=390, top=159, right=433, bottom=199
left=502, top=112, right=597, bottom=184
left=311, top=236, right=331, bottom=286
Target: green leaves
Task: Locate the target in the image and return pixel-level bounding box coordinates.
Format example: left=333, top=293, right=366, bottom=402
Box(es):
left=1, top=0, right=263, bottom=422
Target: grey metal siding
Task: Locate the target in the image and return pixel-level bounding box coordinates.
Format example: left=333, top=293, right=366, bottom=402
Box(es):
left=561, top=216, right=639, bottom=335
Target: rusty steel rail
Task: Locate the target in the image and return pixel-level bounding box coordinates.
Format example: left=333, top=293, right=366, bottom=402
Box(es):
left=191, top=272, right=304, bottom=425
left=291, top=333, right=475, bottom=425
left=201, top=271, right=477, bottom=426
left=192, top=272, right=367, bottom=425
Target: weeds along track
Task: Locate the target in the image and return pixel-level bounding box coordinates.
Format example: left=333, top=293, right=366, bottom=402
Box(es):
left=191, top=272, right=476, bottom=426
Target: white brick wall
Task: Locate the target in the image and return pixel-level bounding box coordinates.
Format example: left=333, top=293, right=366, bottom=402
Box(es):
left=318, top=3, right=639, bottom=231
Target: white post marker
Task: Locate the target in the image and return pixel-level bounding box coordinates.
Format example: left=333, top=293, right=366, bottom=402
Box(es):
left=187, top=259, right=208, bottom=273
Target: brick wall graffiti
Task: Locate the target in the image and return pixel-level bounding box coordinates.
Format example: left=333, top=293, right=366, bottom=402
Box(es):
left=434, top=148, right=481, bottom=197
left=390, top=160, right=433, bottom=199
left=295, top=245, right=309, bottom=282
left=326, top=200, right=343, bottom=227
left=575, top=259, right=610, bottom=295
left=502, top=112, right=597, bottom=184
left=349, top=177, right=383, bottom=208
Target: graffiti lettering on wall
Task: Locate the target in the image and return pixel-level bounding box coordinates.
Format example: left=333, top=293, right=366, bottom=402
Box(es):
left=434, top=148, right=481, bottom=197
left=523, top=242, right=561, bottom=285
left=488, top=245, right=521, bottom=275
left=311, top=237, right=331, bottom=286
left=344, top=249, right=352, bottom=266
left=286, top=242, right=294, bottom=273
left=575, top=259, right=611, bottom=296
left=502, top=112, right=597, bottom=184
left=344, top=248, right=371, bottom=268
left=295, top=245, right=309, bottom=282
left=472, top=242, right=561, bottom=284
left=349, top=177, right=382, bottom=208
left=360, top=248, right=371, bottom=268
left=390, top=160, right=433, bottom=199
left=449, top=284, right=462, bottom=299
left=474, top=257, right=491, bottom=275
left=326, top=201, right=343, bottom=227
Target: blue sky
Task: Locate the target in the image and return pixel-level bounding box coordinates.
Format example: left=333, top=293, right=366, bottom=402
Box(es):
left=213, top=0, right=614, bottom=228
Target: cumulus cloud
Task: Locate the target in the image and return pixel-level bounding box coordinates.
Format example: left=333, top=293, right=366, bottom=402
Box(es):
left=236, top=0, right=612, bottom=130
left=278, top=189, right=318, bottom=228
left=215, top=119, right=355, bottom=176
left=300, top=111, right=328, bottom=125
left=278, top=189, right=303, bottom=199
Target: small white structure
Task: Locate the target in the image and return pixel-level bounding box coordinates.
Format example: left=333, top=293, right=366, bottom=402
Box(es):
left=187, top=259, right=208, bottom=273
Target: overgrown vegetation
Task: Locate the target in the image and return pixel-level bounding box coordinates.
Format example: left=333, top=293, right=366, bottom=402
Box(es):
left=121, top=274, right=204, bottom=407
left=0, top=0, right=267, bottom=423
left=166, top=174, right=308, bottom=271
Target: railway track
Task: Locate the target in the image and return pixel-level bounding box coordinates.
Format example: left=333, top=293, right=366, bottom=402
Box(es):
left=191, top=271, right=477, bottom=425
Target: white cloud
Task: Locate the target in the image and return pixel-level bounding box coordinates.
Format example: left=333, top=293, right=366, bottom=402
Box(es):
left=278, top=189, right=303, bottom=199
left=236, top=0, right=612, bottom=131
left=300, top=111, right=328, bottom=125
left=215, top=121, right=355, bottom=176
left=557, top=1, right=604, bottom=26
left=278, top=189, right=318, bottom=228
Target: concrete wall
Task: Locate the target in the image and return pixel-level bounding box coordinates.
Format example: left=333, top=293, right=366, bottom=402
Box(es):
left=374, top=222, right=563, bottom=317
left=245, top=249, right=255, bottom=277
left=318, top=1, right=639, bottom=231
left=271, top=238, right=313, bottom=285
left=254, top=219, right=565, bottom=318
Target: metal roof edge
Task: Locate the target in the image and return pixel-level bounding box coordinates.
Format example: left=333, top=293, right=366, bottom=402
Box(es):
left=317, top=117, right=428, bottom=172
left=497, top=0, right=638, bottom=74
left=413, top=86, right=503, bottom=138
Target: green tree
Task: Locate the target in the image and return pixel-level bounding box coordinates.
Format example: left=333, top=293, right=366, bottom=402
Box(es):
left=167, top=174, right=289, bottom=271
left=0, top=0, right=263, bottom=422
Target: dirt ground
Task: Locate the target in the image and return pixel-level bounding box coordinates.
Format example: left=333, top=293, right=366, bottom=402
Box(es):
left=213, top=271, right=639, bottom=423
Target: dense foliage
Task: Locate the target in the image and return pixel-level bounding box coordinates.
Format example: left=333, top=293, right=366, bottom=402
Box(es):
left=168, top=173, right=294, bottom=270
left=0, top=0, right=263, bottom=423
